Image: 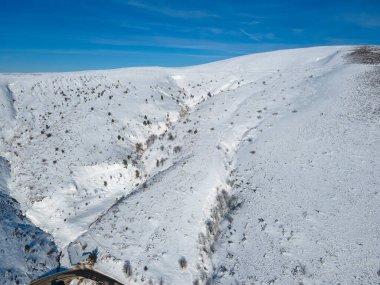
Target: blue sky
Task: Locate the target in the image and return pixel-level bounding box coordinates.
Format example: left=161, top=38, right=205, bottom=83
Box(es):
left=1, top=0, right=379, bottom=72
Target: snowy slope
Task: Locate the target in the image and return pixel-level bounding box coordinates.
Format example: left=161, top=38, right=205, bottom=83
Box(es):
left=0, top=157, right=59, bottom=285
left=0, top=46, right=379, bottom=284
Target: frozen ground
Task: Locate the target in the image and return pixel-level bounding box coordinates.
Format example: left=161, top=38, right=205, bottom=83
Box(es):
left=0, top=46, right=379, bottom=284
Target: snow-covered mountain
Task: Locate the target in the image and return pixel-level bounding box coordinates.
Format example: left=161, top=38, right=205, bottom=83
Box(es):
left=0, top=46, right=379, bottom=285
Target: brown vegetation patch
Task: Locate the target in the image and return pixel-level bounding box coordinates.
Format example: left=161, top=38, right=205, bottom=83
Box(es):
left=346, top=46, right=380, bottom=64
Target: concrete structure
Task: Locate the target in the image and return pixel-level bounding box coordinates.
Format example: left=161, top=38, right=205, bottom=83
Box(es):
left=30, top=265, right=124, bottom=285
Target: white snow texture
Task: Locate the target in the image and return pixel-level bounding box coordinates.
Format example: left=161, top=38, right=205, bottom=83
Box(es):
left=0, top=46, right=379, bottom=284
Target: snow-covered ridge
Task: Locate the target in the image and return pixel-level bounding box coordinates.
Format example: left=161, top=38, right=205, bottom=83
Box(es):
left=0, top=46, right=379, bottom=284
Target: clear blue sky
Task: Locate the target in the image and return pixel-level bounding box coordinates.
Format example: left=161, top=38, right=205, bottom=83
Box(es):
left=1, top=0, right=379, bottom=72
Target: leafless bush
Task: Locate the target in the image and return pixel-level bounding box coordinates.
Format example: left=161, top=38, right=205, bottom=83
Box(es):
left=135, top=142, right=144, bottom=153
left=123, top=260, right=132, bottom=277
left=146, top=134, right=157, bottom=147
left=173, top=146, right=182, bottom=153
left=179, top=256, right=187, bottom=269
left=291, top=264, right=306, bottom=276
left=167, top=133, right=175, bottom=140
left=180, top=105, right=190, bottom=118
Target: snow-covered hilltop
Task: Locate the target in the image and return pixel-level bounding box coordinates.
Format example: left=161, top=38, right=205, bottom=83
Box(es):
left=0, top=46, right=379, bottom=284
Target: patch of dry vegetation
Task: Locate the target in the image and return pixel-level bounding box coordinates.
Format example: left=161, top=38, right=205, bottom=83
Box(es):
left=346, top=46, right=380, bottom=64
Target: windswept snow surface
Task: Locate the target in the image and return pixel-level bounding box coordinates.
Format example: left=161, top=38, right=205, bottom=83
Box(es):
left=0, top=46, right=379, bottom=284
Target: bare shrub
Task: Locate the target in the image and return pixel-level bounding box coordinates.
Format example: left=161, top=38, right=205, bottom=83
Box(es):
left=173, top=146, right=182, bottom=153
left=167, top=133, right=175, bottom=140
left=123, top=260, right=132, bottom=277
left=135, top=142, right=144, bottom=153
left=179, top=256, right=187, bottom=269
left=146, top=134, right=157, bottom=147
